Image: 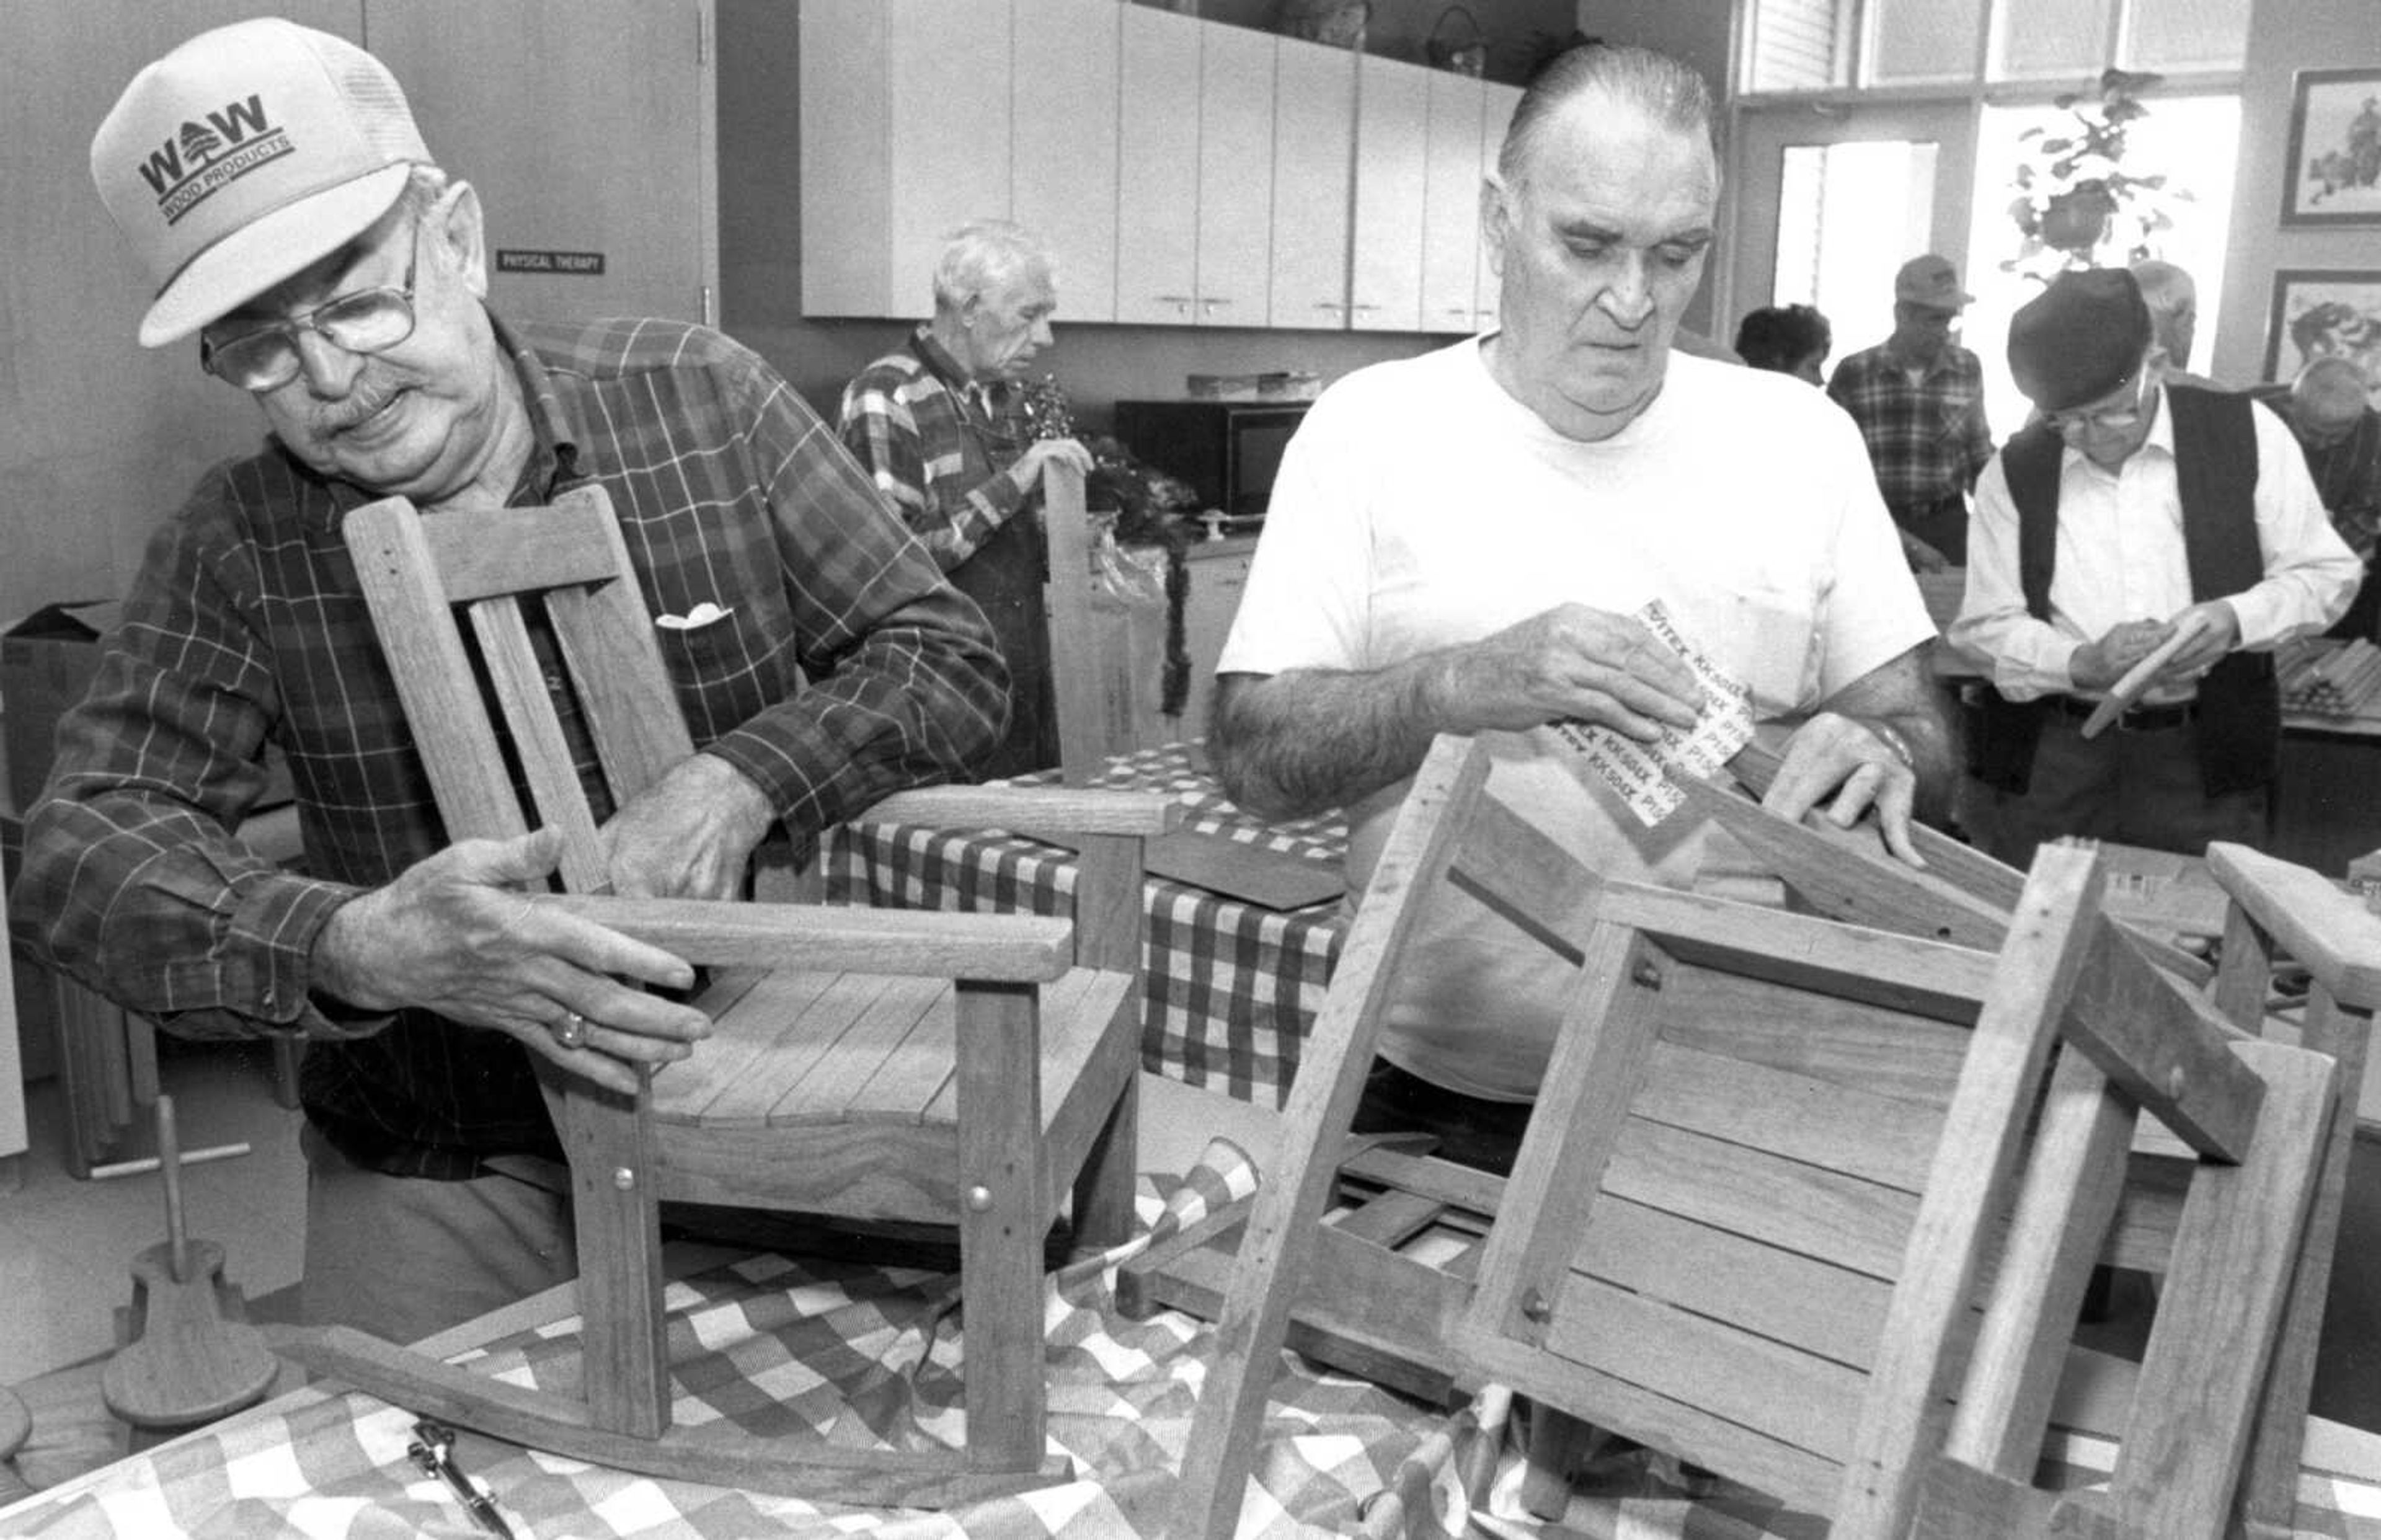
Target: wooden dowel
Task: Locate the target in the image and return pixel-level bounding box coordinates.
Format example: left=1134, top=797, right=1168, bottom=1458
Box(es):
left=87, top=1142, right=251, bottom=1181
left=2082, top=609, right=2215, bottom=739
left=156, top=1095, right=189, bottom=1286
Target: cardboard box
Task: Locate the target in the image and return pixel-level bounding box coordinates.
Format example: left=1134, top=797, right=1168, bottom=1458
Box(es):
left=2, top=600, right=118, bottom=820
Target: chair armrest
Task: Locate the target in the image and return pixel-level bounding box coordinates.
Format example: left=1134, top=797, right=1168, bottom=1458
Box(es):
left=542, top=895, right=1074, bottom=982
left=858, top=784, right=1182, bottom=839
left=2206, top=841, right=2381, bottom=1010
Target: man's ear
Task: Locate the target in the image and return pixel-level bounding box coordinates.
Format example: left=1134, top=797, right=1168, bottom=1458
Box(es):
left=1478, top=175, right=1510, bottom=277
left=430, top=180, right=492, bottom=300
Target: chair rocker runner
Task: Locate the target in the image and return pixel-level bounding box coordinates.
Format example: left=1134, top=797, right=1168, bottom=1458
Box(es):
left=290, top=484, right=1177, bottom=1507
left=1169, top=731, right=2343, bottom=1540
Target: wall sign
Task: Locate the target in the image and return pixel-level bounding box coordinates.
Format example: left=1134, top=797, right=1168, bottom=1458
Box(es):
left=495, top=249, right=607, bottom=275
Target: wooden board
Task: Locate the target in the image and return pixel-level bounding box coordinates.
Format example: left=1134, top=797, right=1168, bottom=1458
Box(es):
left=1039, top=825, right=1344, bottom=911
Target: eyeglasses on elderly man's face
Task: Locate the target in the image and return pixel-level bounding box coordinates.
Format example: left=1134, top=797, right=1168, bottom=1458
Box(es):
left=2046, top=368, right=2155, bottom=436
left=198, top=224, right=421, bottom=393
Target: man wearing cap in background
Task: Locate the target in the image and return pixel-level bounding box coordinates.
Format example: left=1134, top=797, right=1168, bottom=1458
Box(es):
left=1827, top=254, right=1997, bottom=570
left=1951, top=268, right=2356, bottom=867
left=13, top=19, right=1006, bottom=1343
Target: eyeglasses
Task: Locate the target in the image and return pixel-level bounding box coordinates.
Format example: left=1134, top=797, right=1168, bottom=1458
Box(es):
left=199, top=228, right=420, bottom=392
left=2047, top=372, right=2152, bottom=435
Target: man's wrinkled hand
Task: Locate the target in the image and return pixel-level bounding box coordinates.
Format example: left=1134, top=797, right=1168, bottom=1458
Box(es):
left=1006, top=436, right=1094, bottom=496
left=2153, top=600, right=2239, bottom=680
left=1762, top=711, right=1926, bottom=867
left=1431, top=603, right=1705, bottom=741
left=311, top=828, right=711, bottom=1095
left=2070, top=618, right=2171, bottom=691
left=598, top=753, right=776, bottom=901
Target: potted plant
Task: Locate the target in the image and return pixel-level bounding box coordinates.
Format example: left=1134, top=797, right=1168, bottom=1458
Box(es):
left=2004, top=68, right=2189, bottom=281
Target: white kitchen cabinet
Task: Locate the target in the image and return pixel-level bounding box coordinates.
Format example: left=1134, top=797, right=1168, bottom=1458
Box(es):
left=1194, top=24, right=1277, bottom=326
left=1421, top=69, right=1489, bottom=334
left=1117, top=7, right=1275, bottom=327
left=1268, top=37, right=1357, bottom=329
left=1350, top=55, right=1432, bottom=332
left=1013, top=0, right=1121, bottom=324
left=1114, top=6, right=1202, bottom=324
left=800, top=0, right=1011, bottom=318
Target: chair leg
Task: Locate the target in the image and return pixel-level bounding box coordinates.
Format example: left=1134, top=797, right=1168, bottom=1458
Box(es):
left=552, top=1077, right=668, bottom=1440
left=958, top=981, right=1048, bottom=1472
left=1071, top=1073, right=1138, bottom=1254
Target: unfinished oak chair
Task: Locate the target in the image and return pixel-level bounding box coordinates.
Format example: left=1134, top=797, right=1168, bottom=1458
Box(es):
left=1172, top=732, right=2338, bottom=1540
left=1675, top=754, right=2380, bottom=1538
left=296, top=484, right=1177, bottom=1506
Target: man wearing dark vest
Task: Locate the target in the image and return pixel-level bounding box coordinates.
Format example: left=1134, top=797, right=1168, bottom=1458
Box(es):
left=1951, top=268, right=2357, bottom=866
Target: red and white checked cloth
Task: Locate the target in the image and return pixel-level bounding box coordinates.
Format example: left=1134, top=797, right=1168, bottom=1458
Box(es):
left=0, top=1144, right=1437, bottom=1539
left=829, top=743, right=1349, bottom=1109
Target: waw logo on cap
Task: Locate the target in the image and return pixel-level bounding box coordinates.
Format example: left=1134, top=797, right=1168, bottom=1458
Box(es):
left=91, top=17, right=430, bottom=348
left=137, top=96, right=295, bottom=228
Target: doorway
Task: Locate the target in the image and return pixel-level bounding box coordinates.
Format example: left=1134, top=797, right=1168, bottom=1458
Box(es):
left=1724, top=101, right=1977, bottom=369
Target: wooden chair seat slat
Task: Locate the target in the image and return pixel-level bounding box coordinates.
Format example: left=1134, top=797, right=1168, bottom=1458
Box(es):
left=1603, top=1116, right=1920, bottom=1284
left=685, top=971, right=895, bottom=1123
left=1540, top=1272, right=1868, bottom=1466
left=1635, top=1037, right=1944, bottom=1194
left=771, top=973, right=951, bottom=1121
left=660, top=968, right=841, bottom=1117
left=1574, top=1197, right=1893, bottom=1371
left=1659, top=969, right=1971, bottom=1109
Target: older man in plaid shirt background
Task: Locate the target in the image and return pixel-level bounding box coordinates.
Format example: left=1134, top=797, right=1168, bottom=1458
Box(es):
left=1826, top=254, right=1997, bottom=569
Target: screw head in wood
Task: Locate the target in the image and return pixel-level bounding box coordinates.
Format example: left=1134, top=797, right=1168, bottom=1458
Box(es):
left=1631, top=960, right=1662, bottom=990
left=967, top=1185, right=995, bottom=1211
left=1521, top=1288, right=1552, bottom=1324
left=613, top=1166, right=636, bottom=1190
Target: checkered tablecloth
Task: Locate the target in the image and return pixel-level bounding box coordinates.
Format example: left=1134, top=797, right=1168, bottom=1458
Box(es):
left=0, top=1144, right=1450, bottom=1540
left=828, top=743, right=1349, bottom=1108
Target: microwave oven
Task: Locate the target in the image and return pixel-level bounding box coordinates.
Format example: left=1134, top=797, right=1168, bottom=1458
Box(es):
left=1112, top=399, right=1310, bottom=520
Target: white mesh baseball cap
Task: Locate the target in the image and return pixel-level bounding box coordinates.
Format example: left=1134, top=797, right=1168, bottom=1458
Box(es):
left=91, top=19, right=431, bottom=348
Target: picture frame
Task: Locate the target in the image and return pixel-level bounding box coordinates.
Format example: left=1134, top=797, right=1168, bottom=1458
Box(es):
left=2264, top=269, right=2381, bottom=407
left=2281, top=68, right=2381, bottom=227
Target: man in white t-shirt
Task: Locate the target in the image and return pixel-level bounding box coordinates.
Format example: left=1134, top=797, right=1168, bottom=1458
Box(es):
left=1210, top=43, right=1951, bottom=1170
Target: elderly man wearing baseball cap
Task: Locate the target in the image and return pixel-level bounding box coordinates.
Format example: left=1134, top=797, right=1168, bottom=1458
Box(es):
left=19, top=19, right=1008, bottom=1343
left=1950, top=267, right=2357, bottom=865
left=1826, top=253, right=1997, bottom=570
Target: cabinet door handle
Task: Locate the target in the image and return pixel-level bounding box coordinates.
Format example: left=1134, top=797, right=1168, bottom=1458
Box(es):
left=1313, top=301, right=1348, bottom=314
left=1349, top=302, right=1381, bottom=313
left=1200, top=296, right=1233, bottom=315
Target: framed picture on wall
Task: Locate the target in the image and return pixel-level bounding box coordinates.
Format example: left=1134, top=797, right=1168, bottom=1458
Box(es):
left=2264, top=270, right=2381, bottom=405
left=2281, top=68, right=2381, bottom=226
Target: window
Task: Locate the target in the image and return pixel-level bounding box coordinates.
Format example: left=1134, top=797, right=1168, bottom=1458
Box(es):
left=1743, top=0, right=2251, bottom=91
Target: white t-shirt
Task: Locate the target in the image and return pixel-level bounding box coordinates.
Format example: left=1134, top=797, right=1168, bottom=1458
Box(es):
left=1220, top=338, right=1935, bottom=1099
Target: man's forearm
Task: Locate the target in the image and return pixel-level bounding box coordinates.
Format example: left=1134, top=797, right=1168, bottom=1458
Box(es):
left=1209, top=663, right=1448, bottom=821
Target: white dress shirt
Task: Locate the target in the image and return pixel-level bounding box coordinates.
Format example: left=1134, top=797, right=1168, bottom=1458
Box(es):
left=1951, top=387, right=2358, bottom=705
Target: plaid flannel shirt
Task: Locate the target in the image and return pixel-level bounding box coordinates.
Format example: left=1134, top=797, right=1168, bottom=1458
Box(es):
left=1826, top=341, right=1995, bottom=511
left=12, top=314, right=1006, bottom=1177
left=836, top=325, right=1029, bottom=572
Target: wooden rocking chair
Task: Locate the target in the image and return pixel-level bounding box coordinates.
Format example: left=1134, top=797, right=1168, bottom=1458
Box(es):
left=293, top=484, right=1177, bottom=1505
left=1169, top=732, right=2340, bottom=1539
